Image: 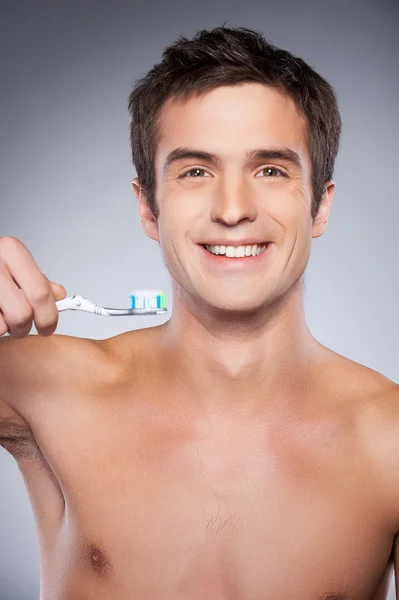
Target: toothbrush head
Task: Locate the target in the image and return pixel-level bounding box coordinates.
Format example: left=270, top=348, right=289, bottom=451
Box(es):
left=128, top=290, right=167, bottom=310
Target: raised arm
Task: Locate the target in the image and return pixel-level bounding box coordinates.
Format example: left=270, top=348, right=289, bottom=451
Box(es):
left=0, top=235, right=67, bottom=450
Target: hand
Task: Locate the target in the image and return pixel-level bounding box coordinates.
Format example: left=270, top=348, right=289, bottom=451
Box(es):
left=0, top=237, right=67, bottom=338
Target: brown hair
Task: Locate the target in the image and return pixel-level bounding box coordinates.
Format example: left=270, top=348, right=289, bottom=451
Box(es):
left=128, top=25, right=342, bottom=220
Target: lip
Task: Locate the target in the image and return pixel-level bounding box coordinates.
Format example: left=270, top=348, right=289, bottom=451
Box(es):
left=200, top=240, right=271, bottom=247
left=198, top=242, right=274, bottom=269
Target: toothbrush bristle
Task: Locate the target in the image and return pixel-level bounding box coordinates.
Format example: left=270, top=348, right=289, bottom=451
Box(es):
left=128, top=290, right=166, bottom=309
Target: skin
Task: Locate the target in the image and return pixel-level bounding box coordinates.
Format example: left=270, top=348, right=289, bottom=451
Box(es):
left=1, top=82, right=399, bottom=599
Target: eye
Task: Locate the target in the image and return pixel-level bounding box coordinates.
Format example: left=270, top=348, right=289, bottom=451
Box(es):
left=179, top=167, right=210, bottom=179
left=256, top=166, right=287, bottom=178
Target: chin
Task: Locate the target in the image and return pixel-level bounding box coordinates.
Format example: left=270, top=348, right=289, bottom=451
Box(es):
left=199, top=295, right=270, bottom=316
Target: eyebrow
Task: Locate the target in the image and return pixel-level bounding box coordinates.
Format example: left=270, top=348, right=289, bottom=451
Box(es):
left=163, top=146, right=303, bottom=173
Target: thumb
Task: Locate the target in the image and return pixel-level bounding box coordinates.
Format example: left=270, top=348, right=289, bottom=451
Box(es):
left=49, top=281, right=67, bottom=301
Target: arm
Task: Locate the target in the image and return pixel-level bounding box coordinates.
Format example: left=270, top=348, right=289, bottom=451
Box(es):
left=0, top=235, right=68, bottom=444
left=0, top=333, right=97, bottom=457
left=0, top=334, right=60, bottom=454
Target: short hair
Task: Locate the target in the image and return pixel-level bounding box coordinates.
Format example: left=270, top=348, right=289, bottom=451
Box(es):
left=128, top=25, right=342, bottom=220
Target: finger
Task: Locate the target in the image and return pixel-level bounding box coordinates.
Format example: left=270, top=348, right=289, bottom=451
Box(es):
left=0, top=261, right=34, bottom=338
left=0, top=239, right=59, bottom=335
left=48, top=280, right=67, bottom=301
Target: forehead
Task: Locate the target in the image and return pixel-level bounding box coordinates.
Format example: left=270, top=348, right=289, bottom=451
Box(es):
left=156, top=83, right=309, bottom=165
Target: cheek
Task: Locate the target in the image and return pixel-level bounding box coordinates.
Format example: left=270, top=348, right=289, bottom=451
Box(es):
left=262, top=193, right=309, bottom=237
left=160, top=186, right=207, bottom=241
left=157, top=230, right=182, bottom=283
left=162, top=185, right=200, bottom=218
left=262, top=192, right=312, bottom=262
left=156, top=213, right=193, bottom=274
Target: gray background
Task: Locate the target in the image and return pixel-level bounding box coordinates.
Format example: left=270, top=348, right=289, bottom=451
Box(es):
left=0, top=0, right=398, bottom=598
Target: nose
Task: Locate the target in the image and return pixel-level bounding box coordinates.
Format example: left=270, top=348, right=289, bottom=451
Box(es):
left=211, top=174, right=258, bottom=226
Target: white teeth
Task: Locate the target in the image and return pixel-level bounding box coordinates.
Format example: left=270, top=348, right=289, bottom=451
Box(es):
left=205, top=244, right=268, bottom=258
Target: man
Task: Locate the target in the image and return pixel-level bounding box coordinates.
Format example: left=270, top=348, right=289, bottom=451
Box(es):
left=0, top=25, right=398, bottom=600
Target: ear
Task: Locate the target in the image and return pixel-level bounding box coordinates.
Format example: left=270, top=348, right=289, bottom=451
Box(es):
left=312, top=180, right=335, bottom=239
left=132, top=178, right=159, bottom=242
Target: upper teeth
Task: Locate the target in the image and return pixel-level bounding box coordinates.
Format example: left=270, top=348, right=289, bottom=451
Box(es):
left=204, top=244, right=267, bottom=257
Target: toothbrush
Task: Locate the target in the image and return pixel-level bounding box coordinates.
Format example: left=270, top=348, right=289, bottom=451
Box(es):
left=55, top=290, right=167, bottom=316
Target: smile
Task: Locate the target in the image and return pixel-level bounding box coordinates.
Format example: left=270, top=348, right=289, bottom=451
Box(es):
left=198, top=242, right=274, bottom=268
left=202, top=243, right=270, bottom=258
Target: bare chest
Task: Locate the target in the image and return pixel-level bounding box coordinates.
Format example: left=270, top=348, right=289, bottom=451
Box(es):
left=24, top=395, right=395, bottom=600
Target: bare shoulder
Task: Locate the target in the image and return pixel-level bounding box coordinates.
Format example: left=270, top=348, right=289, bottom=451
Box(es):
left=319, top=345, right=399, bottom=510
left=0, top=333, right=112, bottom=426
left=357, top=375, right=399, bottom=526
left=0, top=329, right=147, bottom=462
left=313, top=344, right=399, bottom=454
left=311, top=343, right=395, bottom=405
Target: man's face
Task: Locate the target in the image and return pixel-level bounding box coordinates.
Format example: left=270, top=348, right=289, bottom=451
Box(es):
left=136, top=83, right=333, bottom=314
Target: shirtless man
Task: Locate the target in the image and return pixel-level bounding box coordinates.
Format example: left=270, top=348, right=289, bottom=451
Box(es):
left=0, top=25, right=398, bottom=600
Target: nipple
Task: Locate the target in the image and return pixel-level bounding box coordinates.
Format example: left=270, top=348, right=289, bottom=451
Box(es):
left=88, top=543, right=111, bottom=576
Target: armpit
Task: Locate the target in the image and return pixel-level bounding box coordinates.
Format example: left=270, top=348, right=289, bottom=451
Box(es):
left=0, top=411, right=36, bottom=461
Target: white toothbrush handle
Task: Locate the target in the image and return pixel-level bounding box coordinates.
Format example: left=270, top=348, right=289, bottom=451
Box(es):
left=55, top=295, right=167, bottom=316
left=56, top=295, right=100, bottom=313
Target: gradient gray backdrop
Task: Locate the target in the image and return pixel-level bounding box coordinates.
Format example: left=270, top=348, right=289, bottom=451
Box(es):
left=1, top=1, right=398, bottom=598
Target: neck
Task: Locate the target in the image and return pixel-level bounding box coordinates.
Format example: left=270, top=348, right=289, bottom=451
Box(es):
left=160, top=277, right=322, bottom=415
